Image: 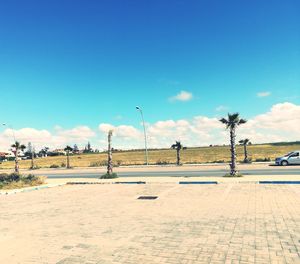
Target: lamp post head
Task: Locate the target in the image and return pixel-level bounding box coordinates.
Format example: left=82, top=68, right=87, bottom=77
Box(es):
left=136, top=106, right=140, bottom=110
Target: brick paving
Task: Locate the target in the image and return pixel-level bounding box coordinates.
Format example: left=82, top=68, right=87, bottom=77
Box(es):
left=0, top=182, right=299, bottom=264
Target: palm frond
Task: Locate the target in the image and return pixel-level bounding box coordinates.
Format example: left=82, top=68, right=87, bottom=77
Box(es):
left=219, top=118, right=229, bottom=124
left=64, top=146, right=73, bottom=151
left=228, top=113, right=240, bottom=122
left=20, top=145, right=26, bottom=151
left=238, top=119, right=247, bottom=125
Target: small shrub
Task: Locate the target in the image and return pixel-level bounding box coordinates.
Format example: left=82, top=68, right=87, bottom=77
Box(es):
left=0, top=173, right=9, bottom=182
left=9, top=173, right=21, bottom=182
left=156, top=159, right=169, bottom=165
left=0, top=173, right=46, bottom=189
left=22, top=174, right=38, bottom=183
left=116, top=160, right=122, bottom=166
left=61, top=162, right=66, bottom=168
left=50, top=164, right=59, bottom=168
left=224, top=173, right=243, bottom=177
left=241, top=158, right=252, bottom=164
left=100, top=173, right=118, bottom=179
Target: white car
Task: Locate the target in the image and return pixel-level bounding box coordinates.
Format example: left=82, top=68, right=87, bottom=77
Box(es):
left=275, top=151, right=300, bottom=166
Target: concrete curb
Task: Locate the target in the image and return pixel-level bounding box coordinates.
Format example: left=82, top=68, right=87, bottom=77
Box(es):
left=0, top=183, right=65, bottom=195
left=179, top=181, right=218, bottom=184
left=66, top=180, right=300, bottom=185
left=259, top=181, right=300, bottom=184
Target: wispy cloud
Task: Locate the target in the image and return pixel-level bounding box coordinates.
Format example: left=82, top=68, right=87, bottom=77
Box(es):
left=169, top=90, right=193, bottom=102
left=215, top=105, right=228, bottom=112
left=257, top=91, right=271, bottom=97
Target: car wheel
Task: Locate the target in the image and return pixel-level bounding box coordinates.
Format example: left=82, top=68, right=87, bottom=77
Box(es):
left=281, top=160, right=288, bottom=166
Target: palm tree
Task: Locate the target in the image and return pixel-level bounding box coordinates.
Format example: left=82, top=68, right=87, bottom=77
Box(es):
left=171, top=141, right=186, bottom=165
left=64, top=146, right=73, bottom=169
left=107, top=130, right=113, bottom=175
left=239, top=138, right=251, bottom=163
left=220, top=113, right=247, bottom=176
left=11, top=141, right=26, bottom=173
left=30, top=148, right=35, bottom=169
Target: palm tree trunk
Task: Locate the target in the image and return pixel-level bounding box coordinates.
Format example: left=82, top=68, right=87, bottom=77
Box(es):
left=176, top=149, right=180, bottom=165
left=31, top=151, right=34, bottom=169
left=66, top=151, right=70, bottom=169
left=244, top=144, right=248, bottom=162
left=15, top=150, right=19, bottom=173
left=230, top=127, right=237, bottom=176
left=107, top=132, right=113, bottom=175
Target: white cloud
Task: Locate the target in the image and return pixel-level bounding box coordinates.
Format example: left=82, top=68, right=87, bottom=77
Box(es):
left=0, top=126, right=97, bottom=151
left=98, top=102, right=300, bottom=148
left=56, top=126, right=96, bottom=140
left=1, top=102, right=299, bottom=151
left=257, top=91, right=271, bottom=97
left=169, top=90, right=193, bottom=102
left=240, top=102, right=300, bottom=142
left=99, top=124, right=142, bottom=139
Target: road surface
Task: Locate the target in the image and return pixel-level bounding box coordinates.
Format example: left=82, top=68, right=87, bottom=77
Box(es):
left=32, top=165, right=300, bottom=179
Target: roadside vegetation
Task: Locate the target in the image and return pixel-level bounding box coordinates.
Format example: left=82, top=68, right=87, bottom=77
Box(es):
left=0, top=142, right=299, bottom=169
left=0, top=173, right=46, bottom=190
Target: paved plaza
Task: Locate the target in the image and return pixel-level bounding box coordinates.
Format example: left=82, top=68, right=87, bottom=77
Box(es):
left=0, top=181, right=300, bottom=264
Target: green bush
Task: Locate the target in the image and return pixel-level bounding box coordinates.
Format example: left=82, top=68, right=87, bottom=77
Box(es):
left=50, top=164, right=60, bottom=168
left=100, top=173, right=118, bottom=179
left=0, top=173, right=46, bottom=189
left=61, top=162, right=66, bottom=168
left=0, top=172, right=21, bottom=182
left=22, top=174, right=38, bottom=183
left=0, top=173, right=10, bottom=182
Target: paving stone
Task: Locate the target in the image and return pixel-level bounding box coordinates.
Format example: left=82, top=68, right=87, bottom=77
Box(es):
left=0, top=183, right=299, bottom=263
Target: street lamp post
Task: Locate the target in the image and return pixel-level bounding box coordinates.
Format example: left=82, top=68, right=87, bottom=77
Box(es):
left=136, top=106, right=149, bottom=165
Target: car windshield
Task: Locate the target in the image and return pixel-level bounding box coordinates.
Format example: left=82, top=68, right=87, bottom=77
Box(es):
left=284, top=152, right=294, bottom=157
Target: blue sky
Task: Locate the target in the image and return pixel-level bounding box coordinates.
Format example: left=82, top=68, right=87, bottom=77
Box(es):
left=0, top=0, right=299, bottom=149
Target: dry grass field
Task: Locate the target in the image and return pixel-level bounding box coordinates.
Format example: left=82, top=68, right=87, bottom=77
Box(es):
left=1, top=143, right=299, bottom=170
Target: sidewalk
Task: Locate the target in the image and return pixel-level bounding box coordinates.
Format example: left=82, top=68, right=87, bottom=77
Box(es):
left=0, top=177, right=299, bottom=263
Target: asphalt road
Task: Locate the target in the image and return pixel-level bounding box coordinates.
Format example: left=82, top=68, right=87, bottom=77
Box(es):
left=37, top=167, right=300, bottom=179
